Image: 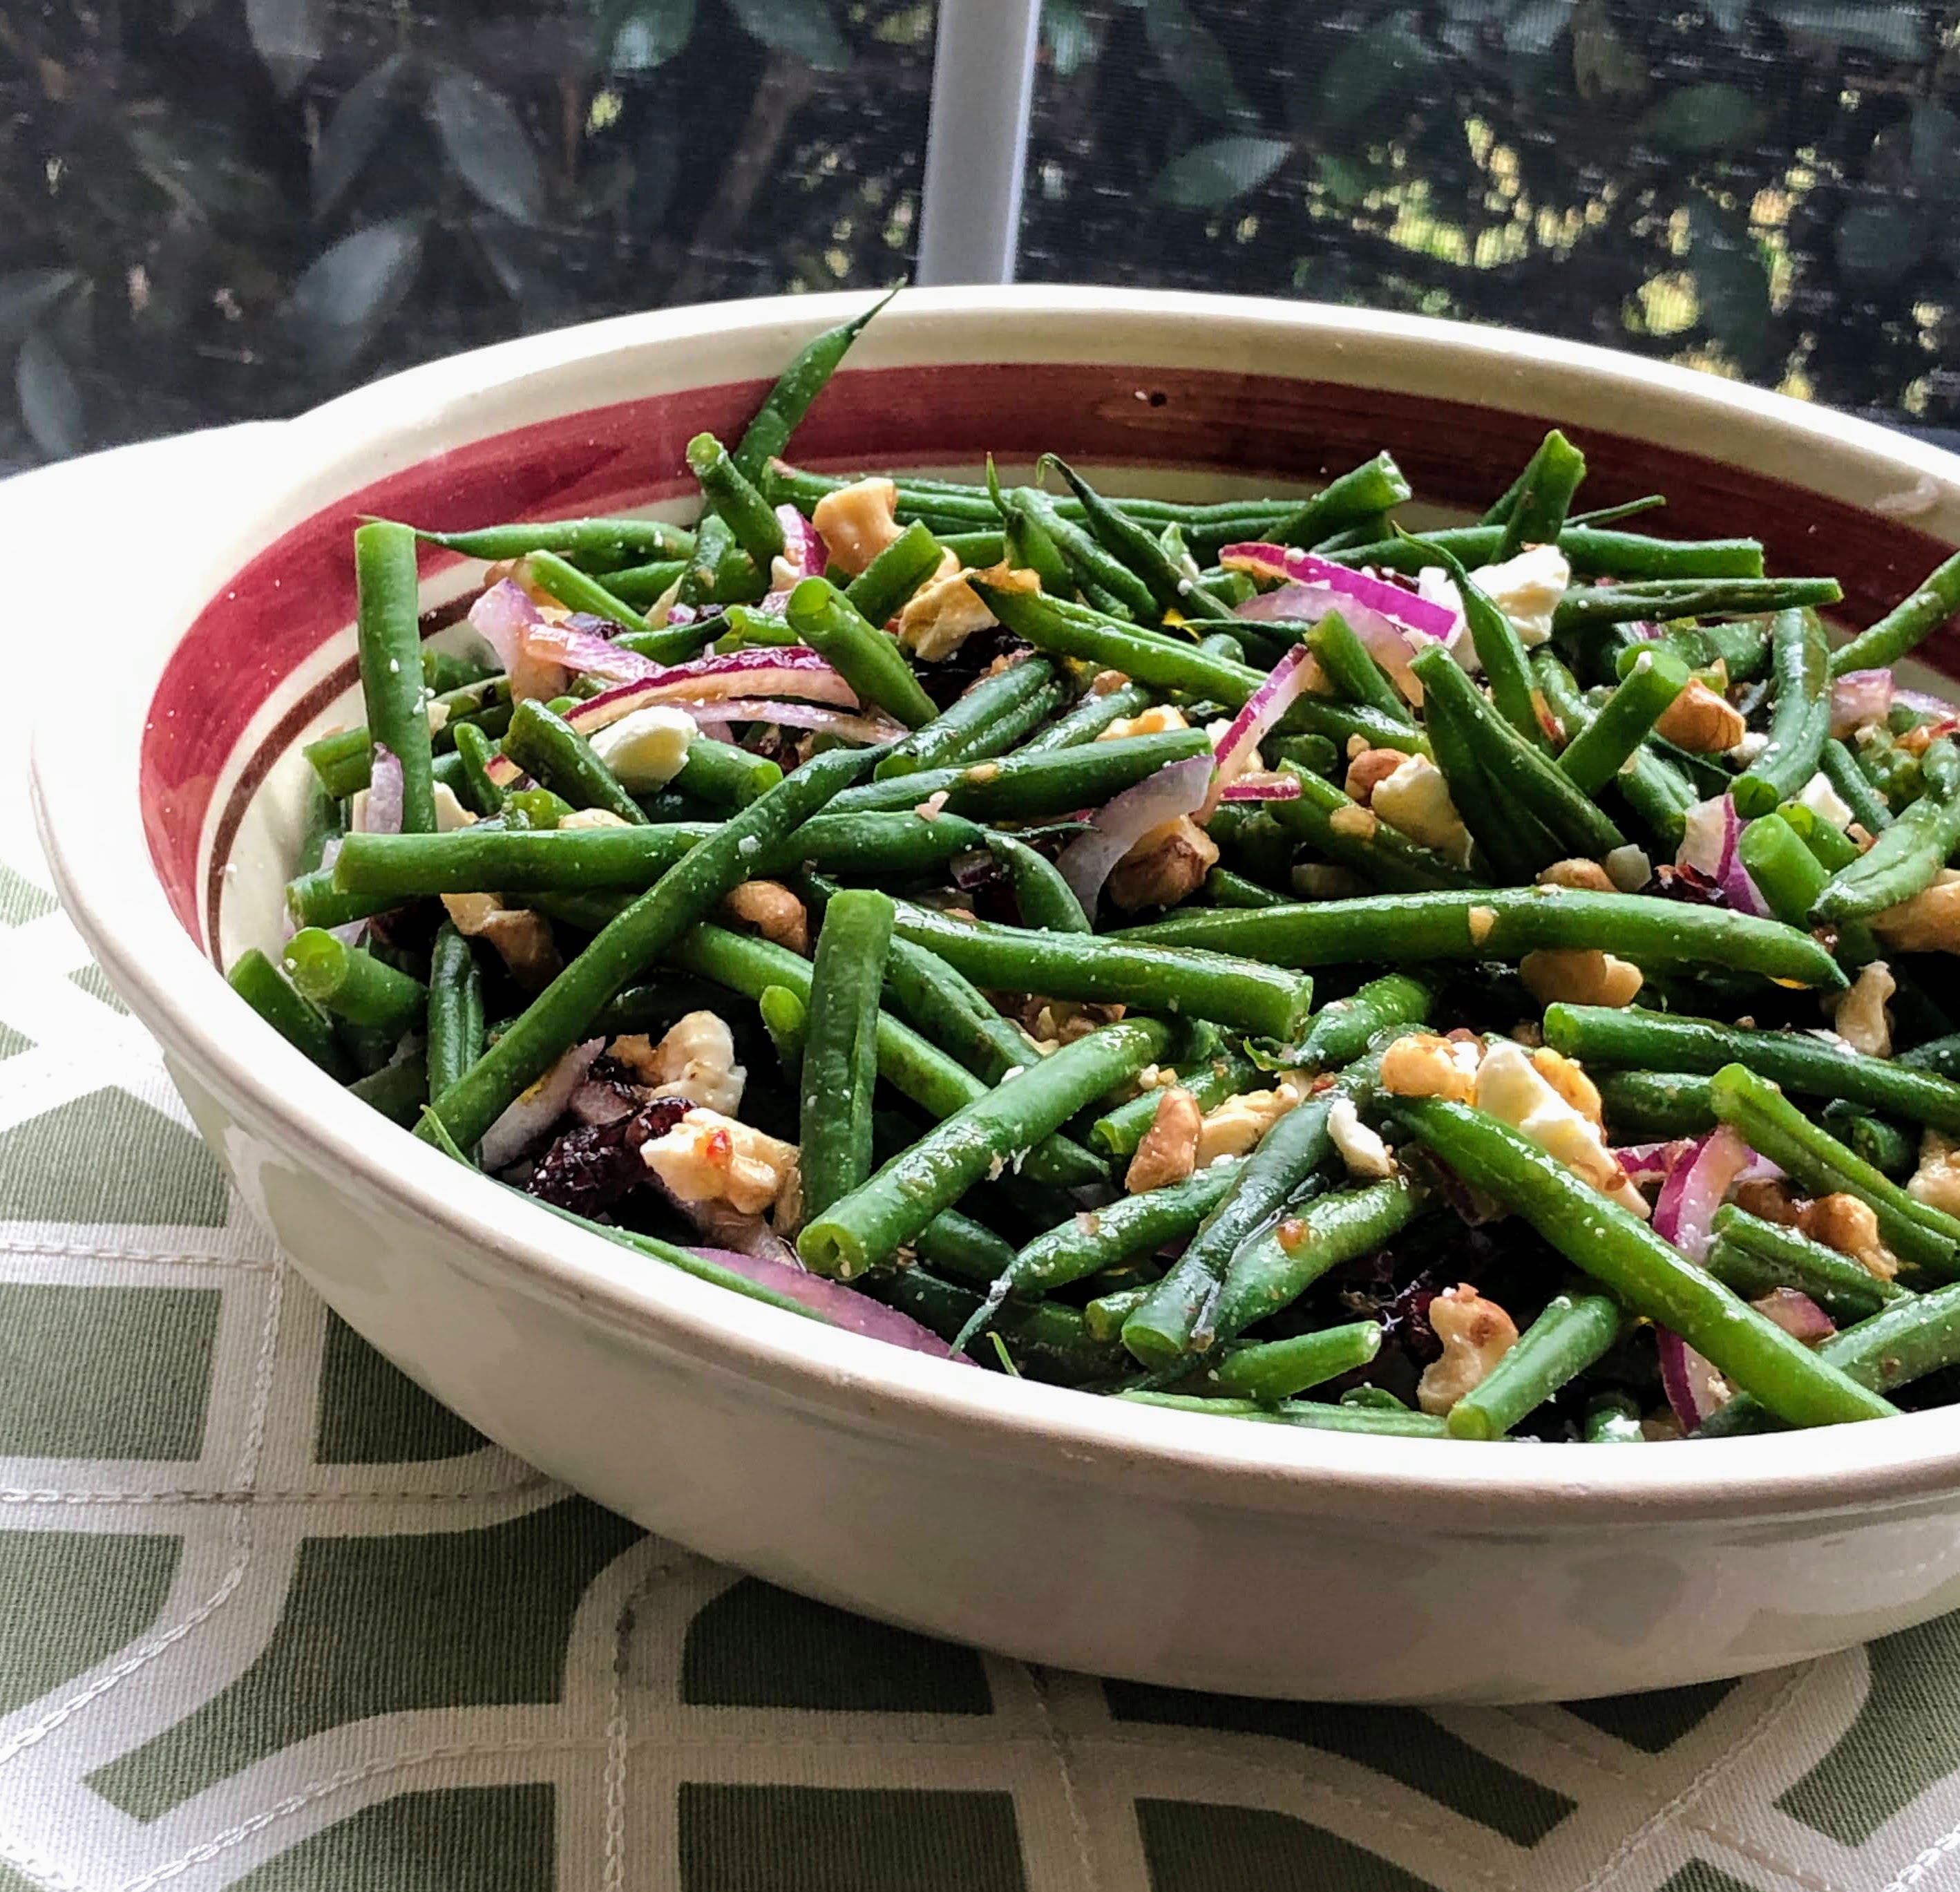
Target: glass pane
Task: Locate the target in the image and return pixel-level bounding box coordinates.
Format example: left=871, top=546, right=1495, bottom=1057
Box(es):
left=1020, top=1, right=1955, bottom=431
left=0, top=0, right=934, bottom=469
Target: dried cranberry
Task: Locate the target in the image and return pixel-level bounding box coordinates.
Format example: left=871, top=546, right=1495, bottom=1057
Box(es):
left=1642, top=864, right=1729, bottom=908
left=526, top=1097, right=691, bottom=1219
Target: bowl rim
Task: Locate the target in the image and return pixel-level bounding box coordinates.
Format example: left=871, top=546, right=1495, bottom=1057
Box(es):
left=39, top=282, right=1960, bottom=1529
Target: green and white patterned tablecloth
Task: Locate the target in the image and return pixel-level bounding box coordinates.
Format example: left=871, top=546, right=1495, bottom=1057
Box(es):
left=11, top=439, right=1960, bottom=1892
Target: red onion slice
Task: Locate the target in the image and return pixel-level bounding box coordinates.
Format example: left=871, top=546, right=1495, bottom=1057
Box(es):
left=1652, top=1124, right=1755, bottom=1262
left=1751, top=1286, right=1835, bottom=1344
left=1830, top=668, right=1894, bottom=738
left=1657, top=1329, right=1731, bottom=1432
left=1614, top=1139, right=1695, bottom=1186
left=1202, top=643, right=1313, bottom=816
left=1219, top=774, right=1303, bottom=802
left=1219, top=544, right=1461, bottom=639
left=759, top=506, right=827, bottom=612
left=687, top=1247, right=980, bottom=1357
left=1895, top=690, right=1960, bottom=723
left=481, top=1039, right=605, bottom=1171
left=1678, top=795, right=1769, bottom=918
left=1056, top=753, right=1214, bottom=914
left=358, top=745, right=404, bottom=835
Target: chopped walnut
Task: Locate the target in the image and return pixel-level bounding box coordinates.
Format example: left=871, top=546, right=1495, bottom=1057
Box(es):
left=1519, top=947, right=1644, bottom=1008
left=1733, top=1177, right=1803, bottom=1225
left=440, top=892, right=560, bottom=990
left=1798, top=1191, right=1900, bottom=1283
left=1528, top=1046, right=1604, bottom=1130
left=810, top=476, right=902, bottom=578
left=1343, top=747, right=1409, bottom=804
left=1195, top=1073, right=1311, bottom=1164
left=897, top=559, right=1040, bottom=661
left=1829, top=960, right=1895, bottom=1059
left=1467, top=904, right=1498, bottom=947
left=1537, top=858, right=1616, bottom=893
left=1097, top=704, right=1190, bottom=742
left=719, top=879, right=809, bottom=955
left=1910, top=1129, right=1960, bottom=1220
left=1125, top=1086, right=1202, bottom=1193
left=1107, top=815, right=1219, bottom=912
left=641, top=1107, right=798, bottom=1219
left=1655, top=681, right=1747, bottom=753
left=1379, top=1032, right=1482, bottom=1106
left=1416, top=1285, right=1520, bottom=1415
left=610, top=1010, right=747, bottom=1116
left=1874, top=871, right=1960, bottom=954
left=1329, top=802, right=1378, bottom=840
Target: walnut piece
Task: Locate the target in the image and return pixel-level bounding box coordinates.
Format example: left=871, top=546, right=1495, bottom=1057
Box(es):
left=811, top=476, right=902, bottom=578
left=1342, top=747, right=1409, bottom=804
left=1107, top=815, right=1219, bottom=912
left=719, top=880, right=810, bottom=956
left=1379, top=1032, right=1482, bottom=1105
left=1195, top=1074, right=1311, bottom=1164
left=1829, top=960, right=1895, bottom=1059
left=440, top=892, right=561, bottom=990
left=1797, top=1191, right=1900, bottom=1283
left=610, top=1010, right=747, bottom=1116
left=1910, top=1130, right=1960, bottom=1221
left=1519, top=947, right=1644, bottom=1008
left=1098, top=704, right=1190, bottom=742
left=1536, top=858, right=1616, bottom=893
left=1125, top=1086, right=1202, bottom=1193
left=1654, top=680, right=1747, bottom=753
left=1416, top=1285, right=1520, bottom=1415
left=640, top=1107, right=797, bottom=1218
left=1874, top=871, right=1960, bottom=954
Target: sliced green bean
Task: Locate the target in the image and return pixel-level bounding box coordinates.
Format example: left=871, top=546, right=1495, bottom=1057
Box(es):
left=595, top=557, right=689, bottom=606
left=1829, top=547, right=1960, bottom=677
left=1205, top=1322, right=1382, bottom=1403
left=686, top=432, right=786, bottom=565
left=758, top=983, right=807, bottom=1078
left=1732, top=610, right=1830, bottom=817
left=1269, top=453, right=1413, bottom=549
left=282, top=929, right=426, bottom=1037
left=523, top=550, right=651, bottom=635
left=1305, top=609, right=1415, bottom=728
left=227, top=947, right=353, bottom=1081
left=832, top=728, right=1209, bottom=820
left=1267, top=765, right=1481, bottom=893
left=984, top=831, right=1090, bottom=933
left=348, top=1052, right=428, bottom=1126
left=1555, top=650, right=1690, bottom=794
left=844, top=520, right=946, bottom=626
left=1596, top=1069, right=1716, bottom=1139
left=1298, top=973, right=1432, bottom=1071
left=1815, top=738, right=1960, bottom=923
left=1584, top=1390, right=1646, bottom=1443
left=353, top=520, right=437, bottom=834
left=786, top=577, right=938, bottom=729
left=799, top=889, right=895, bottom=1220
left=408, top=516, right=693, bottom=567
left=875, top=659, right=1065, bottom=779
left=502, top=699, right=647, bottom=826
left=1005, top=1162, right=1241, bottom=1297
left=426, top=920, right=484, bottom=1099
left=882, top=935, right=1039, bottom=1086
left=1706, top=1204, right=1906, bottom=1323
left=1410, top=532, right=1548, bottom=752
left=1040, top=455, right=1237, bottom=621
left=1334, top=525, right=1764, bottom=581
left=1552, top=577, right=1842, bottom=633
left=733, top=286, right=894, bottom=482
left=879, top=1268, right=1130, bottom=1385
left=1090, top=1050, right=1260, bottom=1159
left=1495, top=428, right=1587, bottom=562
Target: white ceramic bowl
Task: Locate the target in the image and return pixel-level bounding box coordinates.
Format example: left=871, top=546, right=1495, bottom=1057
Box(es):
left=36, top=288, right=1960, bottom=1704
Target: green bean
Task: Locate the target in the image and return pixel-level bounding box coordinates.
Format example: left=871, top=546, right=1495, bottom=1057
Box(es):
left=1123, top=887, right=1846, bottom=990
left=1304, top=610, right=1415, bottom=728
left=910, top=1204, right=1018, bottom=1287
left=1415, top=678, right=1555, bottom=882
left=1446, top=1292, right=1621, bottom=1440
left=801, top=1017, right=1170, bottom=1278
left=1203, top=1322, right=1382, bottom=1402
left=1411, top=645, right=1624, bottom=856
left=1001, top=482, right=1158, bottom=622
left=1697, top=1281, right=1960, bottom=1437
left=282, top=929, right=426, bottom=1037
left=882, top=935, right=1038, bottom=1086
left=1333, top=525, right=1764, bottom=581
left=1553, top=578, right=1843, bottom=633
left=1583, top=1391, right=1646, bottom=1442
left=502, top=699, right=647, bottom=825
left=888, top=903, right=1315, bottom=1041
left=1819, top=737, right=1894, bottom=832
left=734, top=286, right=895, bottom=482
left=1494, top=428, right=1587, bottom=562
left=1543, top=1004, right=1960, bottom=1134
left=715, top=607, right=796, bottom=652
left=426, top=920, right=484, bottom=1099
left=673, top=738, right=782, bottom=810
left=1268, top=453, right=1413, bottom=549
left=1596, top=1070, right=1716, bottom=1139
left=1570, top=495, right=1666, bottom=528
left=522, top=551, right=651, bottom=635
left=335, top=824, right=708, bottom=896
left=1535, top=648, right=1696, bottom=849
left=1706, top=1204, right=1906, bottom=1323
left=1115, top=1390, right=1450, bottom=1437
left=1829, top=547, right=1960, bottom=677
left=1206, top=866, right=1286, bottom=908
left=666, top=924, right=1104, bottom=1190
left=348, top=1052, right=428, bottom=1126
left=1902, top=1033, right=1960, bottom=1081
left=1735, top=813, right=1878, bottom=963
left=757, top=982, right=807, bottom=1078
left=1778, top=800, right=1862, bottom=872
left=1814, top=738, right=1960, bottom=922
left=799, top=889, right=895, bottom=1220
left=1017, top=679, right=1154, bottom=753
left=1005, top=1162, right=1241, bottom=1296
left=1821, top=1101, right=1916, bottom=1177
left=1706, top=1064, right=1960, bottom=1278
left=1731, top=611, right=1830, bottom=817
left=227, top=947, right=353, bottom=1081
left=677, top=511, right=738, bottom=609
left=1615, top=619, right=1773, bottom=686
left=1085, top=1285, right=1153, bottom=1343
left=352, top=521, right=437, bottom=833
left=785, top=577, right=938, bottom=729
left=686, top=432, right=785, bottom=565
left=843, top=520, right=945, bottom=626
left=1267, top=765, right=1481, bottom=893
left=984, top=831, right=1090, bottom=933
left=832, top=727, right=1209, bottom=820
left=875, top=659, right=1065, bottom=779
left=1207, top=1174, right=1423, bottom=1347
left=284, top=865, right=396, bottom=933
left=406, top=516, right=693, bottom=567
left=1125, top=1059, right=1380, bottom=1365
left=1000, top=496, right=1075, bottom=598
left=879, top=1268, right=1130, bottom=1384
left=1090, top=1049, right=1259, bottom=1160
left=1040, top=456, right=1237, bottom=621
left=423, top=747, right=867, bottom=1153
left=939, top=530, right=1007, bottom=567
left=593, top=558, right=688, bottom=606
left=450, top=721, right=504, bottom=815
left=774, top=811, right=991, bottom=878
left=1555, top=650, right=1690, bottom=794
left=1411, top=533, right=1548, bottom=752
left=1298, top=973, right=1433, bottom=1071
left=1391, top=1095, right=1895, bottom=1427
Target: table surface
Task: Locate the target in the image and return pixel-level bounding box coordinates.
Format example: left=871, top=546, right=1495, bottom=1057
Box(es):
left=5, top=431, right=1959, bottom=1892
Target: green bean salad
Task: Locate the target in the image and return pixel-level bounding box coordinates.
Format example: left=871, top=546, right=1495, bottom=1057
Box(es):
left=233, top=292, right=1960, bottom=1443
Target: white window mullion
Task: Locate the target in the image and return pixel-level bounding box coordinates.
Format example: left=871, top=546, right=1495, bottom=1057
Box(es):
left=914, top=0, right=1043, bottom=285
